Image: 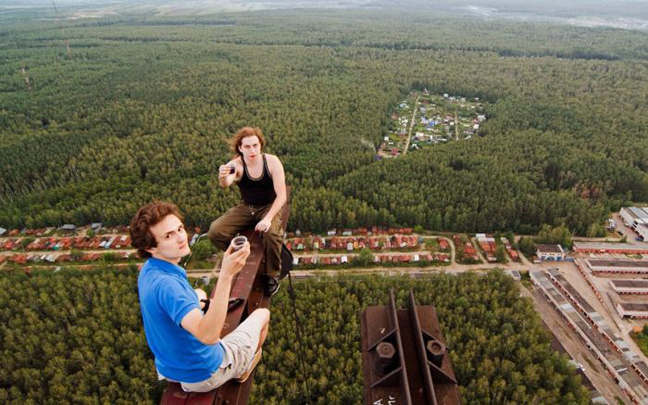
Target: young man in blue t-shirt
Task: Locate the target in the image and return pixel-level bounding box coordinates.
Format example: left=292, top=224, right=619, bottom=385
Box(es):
left=131, top=201, right=270, bottom=392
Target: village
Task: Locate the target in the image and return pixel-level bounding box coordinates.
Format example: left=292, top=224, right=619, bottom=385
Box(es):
left=376, top=90, right=486, bottom=159
left=2, top=207, right=648, bottom=403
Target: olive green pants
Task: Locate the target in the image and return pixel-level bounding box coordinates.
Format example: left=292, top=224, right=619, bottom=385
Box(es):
left=208, top=203, right=283, bottom=278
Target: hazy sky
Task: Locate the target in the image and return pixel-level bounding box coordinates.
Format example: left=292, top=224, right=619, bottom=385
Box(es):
left=2, top=0, right=648, bottom=25
left=3, top=0, right=647, bottom=6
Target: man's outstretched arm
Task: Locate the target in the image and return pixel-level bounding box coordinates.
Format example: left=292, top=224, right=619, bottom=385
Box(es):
left=218, top=158, right=241, bottom=189
left=181, top=242, right=250, bottom=344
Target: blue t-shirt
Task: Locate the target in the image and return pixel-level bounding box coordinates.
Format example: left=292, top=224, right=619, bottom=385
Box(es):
left=138, top=257, right=224, bottom=383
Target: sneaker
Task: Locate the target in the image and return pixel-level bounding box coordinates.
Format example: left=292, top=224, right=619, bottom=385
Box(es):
left=263, top=276, right=280, bottom=297
left=236, top=349, right=263, bottom=383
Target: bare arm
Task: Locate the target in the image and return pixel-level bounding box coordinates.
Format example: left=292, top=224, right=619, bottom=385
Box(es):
left=255, top=155, right=286, bottom=232
left=180, top=242, right=250, bottom=344
left=218, top=158, right=242, bottom=189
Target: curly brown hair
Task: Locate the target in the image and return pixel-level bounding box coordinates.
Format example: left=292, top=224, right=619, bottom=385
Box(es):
left=230, top=127, right=266, bottom=157
left=130, top=201, right=184, bottom=259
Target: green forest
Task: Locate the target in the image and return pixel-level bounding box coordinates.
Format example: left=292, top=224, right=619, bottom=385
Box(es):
left=0, top=268, right=590, bottom=403
left=0, top=9, right=647, bottom=235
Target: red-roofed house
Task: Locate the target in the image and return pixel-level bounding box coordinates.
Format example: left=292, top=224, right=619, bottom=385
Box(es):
left=11, top=254, right=27, bottom=265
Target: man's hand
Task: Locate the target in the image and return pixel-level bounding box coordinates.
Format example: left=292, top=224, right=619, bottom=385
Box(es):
left=218, top=164, right=234, bottom=180
left=219, top=241, right=250, bottom=279
left=255, top=217, right=272, bottom=233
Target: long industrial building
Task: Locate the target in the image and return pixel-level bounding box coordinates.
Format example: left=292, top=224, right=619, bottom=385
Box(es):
left=531, top=269, right=648, bottom=403
left=621, top=207, right=648, bottom=228
left=573, top=242, right=648, bottom=255
left=582, top=259, right=648, bottom=275
left=610, top=280, right=648, bottom=295
left=616, top=303, right=648, bottom=319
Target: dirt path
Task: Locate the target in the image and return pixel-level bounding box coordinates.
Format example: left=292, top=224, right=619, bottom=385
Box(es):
left=443, top=236, right=457, bottom=264
left=470, top=237, right=488, bottom=263
left=402, top=94, right=420, bottom=155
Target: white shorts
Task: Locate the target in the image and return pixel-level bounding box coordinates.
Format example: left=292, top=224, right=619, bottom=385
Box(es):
left=158, top=311, right=266, bottom=393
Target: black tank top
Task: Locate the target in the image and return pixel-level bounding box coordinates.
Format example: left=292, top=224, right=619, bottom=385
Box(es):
left=237, top=154, right=277, bottom=206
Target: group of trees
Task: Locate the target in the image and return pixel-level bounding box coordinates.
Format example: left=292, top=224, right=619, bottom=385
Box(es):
left=0, top=267, right=164, bottom=403
left=0, top=268, right=590, bottom=403
left=518, top=224, right=574, bottom=256
left=0, top=10, right=647, bottom=236
left=631, top=324, right=648, bottom=357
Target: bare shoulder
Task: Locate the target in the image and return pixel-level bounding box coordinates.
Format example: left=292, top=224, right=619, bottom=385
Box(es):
left=265, top=154, right=283, bottom=167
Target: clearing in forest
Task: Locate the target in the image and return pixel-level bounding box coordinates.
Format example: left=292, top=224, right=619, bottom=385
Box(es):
left=377, top=90, right=487, bottom=159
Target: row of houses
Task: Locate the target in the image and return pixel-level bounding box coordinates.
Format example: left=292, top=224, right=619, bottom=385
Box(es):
left=1, top=228, right=51, bottom=237
left=287, top=235, right=427, bottom=252
left=474, top=234, right=519, bottom=262
left=294, top=253, right=450, bottom=266
left=2, top=251, right=134, bottom=265
left=476, top=234, right=498, bottom=262
left=0, top=235, right=132, bottom=252
left=294, top=226, right=415, bottom=237
left=0, top=224, right=129, bottom=238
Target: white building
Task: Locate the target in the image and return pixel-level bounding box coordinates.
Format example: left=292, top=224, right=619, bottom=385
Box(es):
left=620, top=207, right=648, bottom=229
left=638, top=224, right=648, bottom=241
left=536, top=244, right=566, bottom=261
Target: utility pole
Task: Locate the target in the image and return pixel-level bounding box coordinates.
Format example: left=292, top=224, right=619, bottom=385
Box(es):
left=51, top=0, right=72, bottom=57
left=21, top=67, right=32, bottom=91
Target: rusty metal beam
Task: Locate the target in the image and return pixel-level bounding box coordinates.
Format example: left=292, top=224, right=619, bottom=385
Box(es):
left=361, top=289, right=461, bottom=405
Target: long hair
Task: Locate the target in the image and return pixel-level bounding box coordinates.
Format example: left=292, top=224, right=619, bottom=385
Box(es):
left=230, top=127, right=266, bottom=158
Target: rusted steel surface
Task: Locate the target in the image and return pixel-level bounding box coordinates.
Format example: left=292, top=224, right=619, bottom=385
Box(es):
left=161, top=200, right=290, bottom=405
left=361, top=289, right=460, bottom=405
left=211, top=227, right=270, bottom=405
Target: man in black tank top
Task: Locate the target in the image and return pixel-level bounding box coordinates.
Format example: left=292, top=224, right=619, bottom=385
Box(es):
left=207, top=127, right=287, bottom=296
